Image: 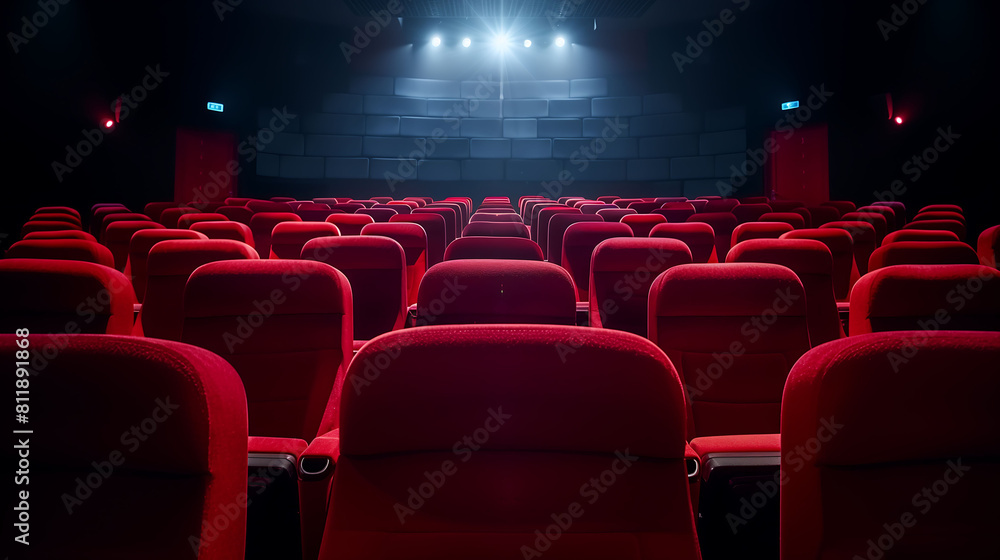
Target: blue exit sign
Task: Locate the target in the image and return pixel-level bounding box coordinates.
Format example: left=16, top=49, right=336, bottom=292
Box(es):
left=781, top=101, right=800, bottom=110
left=207, top=102, right=225, bottom=112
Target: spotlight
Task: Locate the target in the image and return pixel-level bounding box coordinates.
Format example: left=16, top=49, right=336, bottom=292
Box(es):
left=555, top=36, right=566, bottom=47
left=431, top=36, right=441, bottom=47
left=104, top=119, right=114, bottom=129
left=462, top=37, right=471, bottom=48
left=524, top=39, right=532, bottom=48
left=493, top=34, right=509, bottom=49
left=895, top=116, right=904, bottom=125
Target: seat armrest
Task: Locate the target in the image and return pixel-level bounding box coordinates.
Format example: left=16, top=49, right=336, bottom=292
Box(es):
left=299, top=429, right=340, bottom=481
left=249, top=436, right=309, bottom=459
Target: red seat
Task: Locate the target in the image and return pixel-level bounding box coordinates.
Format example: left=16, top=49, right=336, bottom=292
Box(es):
left=730, top=222, right=794, bottom=246
left=728, top=238, right=845, bottom=345
left=431, top=201, right=468, bottom=229
left=217, top=205, right=255, bottom=225
left=759, top=212, right=806, bottom=230
left=781, top=331, right=1000, bottom=560
left=303, top=235, right=407, bottom=342
left=738, top=196, right=769, bottom=204
left=138, top=239, right=259, bottom=340
left=97, top=213, right=153, bottom=243
left=35, top=205, right=81, bottom=220
left=183, top=260, right=353, bottom=441
left=5, top=239, right=115, bottom=268
left=330, top=203, right=366, bottom=214
left=390, top=213, right=448, bottom=267
left=325, top=213, right=375, bottom=235
left=820, top=200, right=856, bottom=215
left=249, top=212, right=302, bottom=257
left=590, top=237, right=692, bottom=336
left=102, top=220, right=167, bottom=271
left=384, top=201, right=415, bottom=215
left=912, top=210, right=966, bottom=225
left=781, top=228, right=856, bottom=301
left=688, top=199, right=709, bottom=212
left=359, top=222, right=427, bottom=306
left=703, top=199, right=740, bottom=213
left=469, top=212, right=523, bottom=223
left=650, top=222, right=719, bottom=263
left=621, top=213, right=667, bottom=237
left=596, top=208, right=638, bottom=222
left=821, top=221, right=878, bottom=277
left=523, top=199, right=557, bottom=225
left=536, top=205, right=580, bottom=245
left=404, top=196, right=433, bottom=206
left=158, top=207, right=200, bottom=228
left=177, top=212, right=229, bottom=229
left=0, top=333, right=248, bottom=559
left=127, top=229, right=208, bottom=302
left=444, top=237, right=544, bottom=261
left=189, top=220, right=255, bottom=246
left=580, top=203, right=617, bottom=214
left=0, top=259, right=135, bottom=334
left=871, top=200, right=907, bottom=224
left=20, top=220, right=80, bottom=237
left=247, top=200, right=294, bottom=213
left=596, top=195, right=621, bottom=203
left=416, top=259, right=577, bottom=325
left=22, top=229, right=96, bottom=242
left=414, top=207, right=459, bottom=245
left=268, top=221, right=340, bottom=259
left=731, top=203, right=772, bottom=224
left=883, top=229, right=959, bottom=244
left=224, top=197, right=254, bottom=206
left=649, top=263, right=809, bottom=438
left=350, top=199, right=378, bottom=208
left=315, top=324, right=700, bottom=560
left=841, top=212, right=888, bottom=244
left=769, top=200, right=805, bottom=212
left=867, top=241, right=979, bottom=271
left=29, top=212, right=82, bottom=227
left=803, top=205, right=840, bottom=227
left=857, top=205, right=898, bottom=231
left=462, top=221, right=530, bottom=238
left=90, top=206, right=132, bottom=234
left=918, top=203, right=963, bottom=215
left=357, top=207, right=398, bottom=223
left=315, top=197, right=353, bottom=206
left=143, top=201, right=177, bottom=222
left=901, top=218, right=966, bottom=240
left=614, top=197, right=643, bottom=209
left=546, top=214, right=604, bottom=264
left=562, top=222, right=634, bottom=301
left=849, top=264, right=1000, bottom=334
left=626, top=201, right=661, bottom=214
left=978, top=225, right=999, bottom=268
left=271, top=196, right=297, bottom=203
left=687, top=212, right=738, bottom=261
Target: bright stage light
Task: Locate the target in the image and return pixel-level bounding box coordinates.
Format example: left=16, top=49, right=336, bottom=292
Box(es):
left=104, top=119, right=114, bottom=129
left=555, top=36, right=566, bottom=47
left=493, top=34, right=509, bottom=49
left=524, top=39, right=532, bottom=48
left=431, top=36, right=441, bottom=47
left=895, top=116, right=904, bottom=125
left=462, top=37, right=471, bottom=48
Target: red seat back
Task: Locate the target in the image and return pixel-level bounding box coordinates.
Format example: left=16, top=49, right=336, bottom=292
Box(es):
left=821, top=221, right=877, bottom=276
left=731, top=222, right=794, bottom=247
left=103, top=221, right=166, bottom=271
left=781, top=331, right=1000, bottom=560
left=590, top=238, right=692, bottom=336
left=868, top=241, right=979, bottom=271
left=561, top=222, right=634, bottom=301
left=183, top=260, right=353, bottom=441
left=416, top=260, right=577, bottom=325
left=650, top=222, right=719, bottom=263
left=781, top=228, right=856, bottom=301
left=444, top=237, right=544, bottom=261
left=649, top=263, right=810, bottom=438
left=189, top=221, right=255, bottom=246
left=248, top=212, right=302, bottom=257
left=687, top=212, right=738, bottom=261
left=0, top=259, right=135, bottom=334
left=268, top=221, right=340, bottom=259
left=621, top=213, right=667, bottom=237
left=177, top=212, right=229, bottom=229
left=6, top=239, right=115, bottom=269
left=127, top=229, right=208, bottom=302
left=731, top=203, right=772, bottom=224
left=546, top=214, right=605, bottom=265
left=323, top=324, right=699, bottom=560
left=978, top=225, right=1000, bottom=268
left=390, top=213, right=448, bottom=267
left=359, top=223, right=427, bottom=305
left=23, top=230, right=96, bottom=242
